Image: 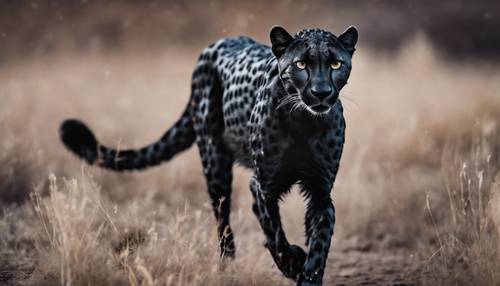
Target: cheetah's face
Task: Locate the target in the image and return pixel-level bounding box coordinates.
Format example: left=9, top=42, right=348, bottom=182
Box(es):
left=270, top=26, right=358, bottom=115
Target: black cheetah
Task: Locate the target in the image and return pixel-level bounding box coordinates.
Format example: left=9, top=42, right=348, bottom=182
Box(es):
left=60, top=26, right=358, bottom=285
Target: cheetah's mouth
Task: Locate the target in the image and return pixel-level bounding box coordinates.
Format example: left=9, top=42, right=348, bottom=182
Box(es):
left=309, top=103, right=331, bottom=114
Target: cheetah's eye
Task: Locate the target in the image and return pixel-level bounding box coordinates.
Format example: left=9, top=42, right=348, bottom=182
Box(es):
left=295, top=61, right=306, bottom=70
left=330, top=61, right=342, bottom=70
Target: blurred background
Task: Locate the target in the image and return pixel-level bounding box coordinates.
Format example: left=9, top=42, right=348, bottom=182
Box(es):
left=1, top=0, right=500, bottom=64
left=1, top=1, right=500, bottom=286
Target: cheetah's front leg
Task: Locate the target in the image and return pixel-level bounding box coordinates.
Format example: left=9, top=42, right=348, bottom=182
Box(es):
left=250, top=176, right=306, bottom=280
left=297, top=188, right=335, bottom=286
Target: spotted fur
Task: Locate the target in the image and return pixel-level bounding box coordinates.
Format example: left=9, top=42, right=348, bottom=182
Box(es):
left=59, top=26, right=358, bottom=285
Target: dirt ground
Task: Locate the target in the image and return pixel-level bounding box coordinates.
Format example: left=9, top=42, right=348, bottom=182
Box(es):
left=327, top=239, right=419, bottom=285
left=0, top=240, right=419, bottom=286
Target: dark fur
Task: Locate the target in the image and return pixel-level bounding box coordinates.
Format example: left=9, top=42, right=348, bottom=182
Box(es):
left=59, top=26, right=358, bottom=285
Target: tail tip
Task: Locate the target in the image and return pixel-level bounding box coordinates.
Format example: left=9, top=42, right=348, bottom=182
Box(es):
left=59, top=119, right=98, bottom=164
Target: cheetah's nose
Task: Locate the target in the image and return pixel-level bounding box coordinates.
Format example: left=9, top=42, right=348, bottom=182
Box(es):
left=311, top=86, right=332, bottom=101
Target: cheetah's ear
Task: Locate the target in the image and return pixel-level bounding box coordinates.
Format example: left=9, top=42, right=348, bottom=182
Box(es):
left=270, top=26, right=294, bottom=58
left=338, top=26, right=358, bottom=55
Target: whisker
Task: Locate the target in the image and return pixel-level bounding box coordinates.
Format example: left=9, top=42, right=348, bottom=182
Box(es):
left=276, top=93, right=300, bottom=110
left=289, top=102, right=298, bottom=115
left=277, top=94, right=298, bottom=105
left=276, top=97, right=294, bottom=110
left=290, top=99, right=303, bottom=115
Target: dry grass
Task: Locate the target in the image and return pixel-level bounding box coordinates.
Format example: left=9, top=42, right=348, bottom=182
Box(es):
left=25, top=173, right=285, bottom=286
left=1, top=36, right=500, bottom=285
left=421, top=121, right=500, bottom=285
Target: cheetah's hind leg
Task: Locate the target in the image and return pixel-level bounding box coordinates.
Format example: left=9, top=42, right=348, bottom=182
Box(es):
left=192, top=63, right=236, bottom=258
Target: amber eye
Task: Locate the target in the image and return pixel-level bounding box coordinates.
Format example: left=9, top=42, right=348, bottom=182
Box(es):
left=330, top=61, right=342, bottom=70
left=295, top=61, right=306, bottom=70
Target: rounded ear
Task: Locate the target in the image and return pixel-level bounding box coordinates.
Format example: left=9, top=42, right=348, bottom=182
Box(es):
left=338, top=26, right=358, bottom=55
left=270, top=26, right=294, bottom=58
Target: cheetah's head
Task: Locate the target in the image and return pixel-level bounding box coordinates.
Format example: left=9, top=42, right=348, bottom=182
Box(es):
left=270, top=26, right=358, bottom=115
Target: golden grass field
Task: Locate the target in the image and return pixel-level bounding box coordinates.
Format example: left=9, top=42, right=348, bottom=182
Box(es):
left=1, top=36, right=500, bottom=285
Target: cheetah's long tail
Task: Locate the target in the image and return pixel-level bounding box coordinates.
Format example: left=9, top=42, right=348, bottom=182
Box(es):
left=59, top=106, right=195, bottom=171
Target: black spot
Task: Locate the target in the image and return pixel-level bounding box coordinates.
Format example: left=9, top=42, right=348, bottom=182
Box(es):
left=161, top=146, right=171, bottom=157
left=136, top=157, right=148, bottom=169
left=153, top=143, right=160, bottom=152
left=176, top=129, right=185, bottom=139
left=211, top=51, right=218, bottom=61
left=269, top=67, right=278, bottom=78
left=200, top=101, right=207, bottom=112
left=313, top=242, right=323, bottom=253
left=215, top=170, right=226, bottom=179
left=327, top=140, right=336, bottom=149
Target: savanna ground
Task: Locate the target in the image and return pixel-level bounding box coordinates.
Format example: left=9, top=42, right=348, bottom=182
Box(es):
left=1, top=35, right=500, bottom=286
